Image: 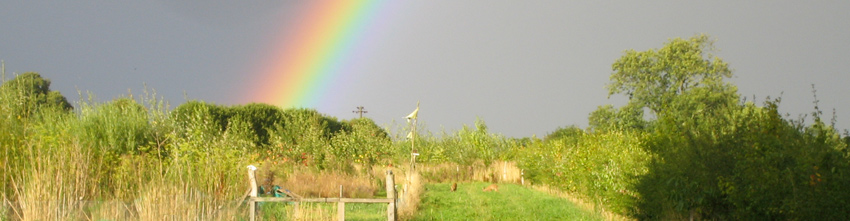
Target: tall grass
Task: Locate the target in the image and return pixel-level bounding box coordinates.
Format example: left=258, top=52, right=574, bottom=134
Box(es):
left=13, top=131, right=94, bottom=220
left=0, top=71, right=256, bottom=220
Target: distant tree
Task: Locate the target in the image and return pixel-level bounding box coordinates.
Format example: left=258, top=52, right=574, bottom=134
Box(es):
left=344, top=117, right=390, bottom=139
left=170, top=100, right=229, bottom=133
left=0, top=72, right=73, bottom=117
left=543, top=125, right=584, bottom=142
left=607, top=34, right=731, bottom=114
left=588, top=103, right=647, bottom=132
left=228, top=103, right=285, bottom=146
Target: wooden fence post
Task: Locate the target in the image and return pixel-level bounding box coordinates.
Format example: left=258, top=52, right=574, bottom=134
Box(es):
left=521, top=169, right=525, bottom=186
left=386, top=170, right=396, bottom=221
left=338, top=185, right=345, bottom=221
left=248, top=165, right=258, bottom=221
left=338, top=201, right=345, bottom=221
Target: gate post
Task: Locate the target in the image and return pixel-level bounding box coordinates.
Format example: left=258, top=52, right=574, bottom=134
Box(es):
left=248, top=165, right=258, bottom=221
left=386, top=170, right=396, bottom=221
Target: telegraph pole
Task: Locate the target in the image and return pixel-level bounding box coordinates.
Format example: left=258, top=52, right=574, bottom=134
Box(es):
left=352, top=106, right=368, bottom=118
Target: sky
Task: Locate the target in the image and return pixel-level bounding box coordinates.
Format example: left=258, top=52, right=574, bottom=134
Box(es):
left=2, top=1, right=849, bottom=138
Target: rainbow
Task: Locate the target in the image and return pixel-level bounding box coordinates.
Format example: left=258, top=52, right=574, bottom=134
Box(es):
left=246, top=0, right=388, bottom=108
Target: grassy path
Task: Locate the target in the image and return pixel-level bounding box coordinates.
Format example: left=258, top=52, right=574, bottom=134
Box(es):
left=413, top=182, right=603, bottom=220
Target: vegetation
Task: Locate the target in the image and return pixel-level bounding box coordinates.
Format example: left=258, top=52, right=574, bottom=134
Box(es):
left=414, top=182, right=603, bottom=220
left=517, top=35, right=850, bottom=220
left=2, top=33, right=849, bottom=220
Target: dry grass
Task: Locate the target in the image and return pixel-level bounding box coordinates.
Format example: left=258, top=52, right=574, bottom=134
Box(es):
left=282, top=202, right=334, bottom=220
left=262, top=169, right=379, bottom=198
left=10, top=141, right=95, bottom=220
left=6, top=140, right=246, bottom=221
left=418, top=161, right=523, bottom=184
left=397, top=171, right=422, bottom=220
left=251, top=164, right=414, bottom=220
left=134, top=181, right=243, bottom=221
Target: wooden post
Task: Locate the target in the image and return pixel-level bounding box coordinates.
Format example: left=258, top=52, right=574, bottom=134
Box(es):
left=338, top=201, right=345, bottom=221
left=386, top=170, right=396, bottom=221
left=247, top=165, right=258, bottom=221
left=338, top=185, right=344, bottom=221
left=521, top=169, right=525, bottom=186
left=503, top=161, right=507, bottom=182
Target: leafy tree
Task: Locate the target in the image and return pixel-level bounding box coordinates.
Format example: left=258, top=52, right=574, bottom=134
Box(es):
left=171, top=102, right=288, bottom=147
left=228, top=103, right=285, bottom=146
left=634, top=85, right=741, bottom=219
left=543, top=125, right=584, bottom=142
left=615, top=35, right=850, bottom=219
left=0, top=72, right=73, bottom=117
left=588, top=103, right=647, bottom=133
left=330, top=117, right=392, bottom=171
left=607, top=34, right=731, bottom=114
left=171, top=101, right=229, bottom=133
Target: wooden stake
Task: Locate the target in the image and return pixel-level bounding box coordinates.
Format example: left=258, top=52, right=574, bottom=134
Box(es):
left=338, top=201, right=345, bottom=221
left=247, top=166, right=258, bottom=221
left=386, top=170, right=397, bottom=221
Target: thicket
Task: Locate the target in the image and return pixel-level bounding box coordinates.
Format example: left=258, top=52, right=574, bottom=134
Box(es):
left=0, top=72, right=398, bottom=219
left=0, top=71, right=518, bottom=219
left=516, top=35, right=850, bottom=220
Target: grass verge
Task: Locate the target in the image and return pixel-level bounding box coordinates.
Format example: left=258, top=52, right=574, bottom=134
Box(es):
left=413, top=182, right=603, bottom=220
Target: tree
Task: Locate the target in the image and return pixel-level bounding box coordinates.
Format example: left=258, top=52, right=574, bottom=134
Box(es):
left=587, top=103, right=647, bottom=133
left=228, top=103, right=286, bottom=146
left=0, top=72, right=73, bottom=118
left=543, top=125, right=584, bottom=142
left=607, top=34, right=742, bottom=219
left=607, top=34, right=731, bottom=114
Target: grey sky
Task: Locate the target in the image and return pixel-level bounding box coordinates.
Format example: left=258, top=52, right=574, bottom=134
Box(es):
left=2, top=1, right=849, bottom=138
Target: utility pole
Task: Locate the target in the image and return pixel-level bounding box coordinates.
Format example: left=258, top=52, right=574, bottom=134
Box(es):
left=352, top=106, right=368, bottom=118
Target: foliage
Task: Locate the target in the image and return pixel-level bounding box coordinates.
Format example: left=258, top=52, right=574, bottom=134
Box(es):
left=0, top=72, right=72, bottom=118
left=171, top=101, right=287, bottom=148
left=515, top=34, right=850, bottom=220
left=330, top=118, right=393, bottom=169
left=543, top=125, right=583, bottom=142
left=588, top=103, right=648, bottom=133
left=607, top=34, right=731, bottom=114
left=518, top=130, right=650, bottom=215
left=5, top=33, right=850, bottom=219
left=413, top=118, right=519, bottom=166
left=635, top=97, right=850, bottom=220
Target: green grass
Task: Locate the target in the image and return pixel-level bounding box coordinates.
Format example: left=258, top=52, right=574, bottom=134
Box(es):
left=413, top=182, right=604, bottom=220
left=344, top=203, right=388, bottom=221
left=257, top=201, right=388, bottom=220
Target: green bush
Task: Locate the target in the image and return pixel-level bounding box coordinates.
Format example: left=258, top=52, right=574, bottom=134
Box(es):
left=634, top=95, right=850, bottom=219
left=518, top=130, right=649, bottom=215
